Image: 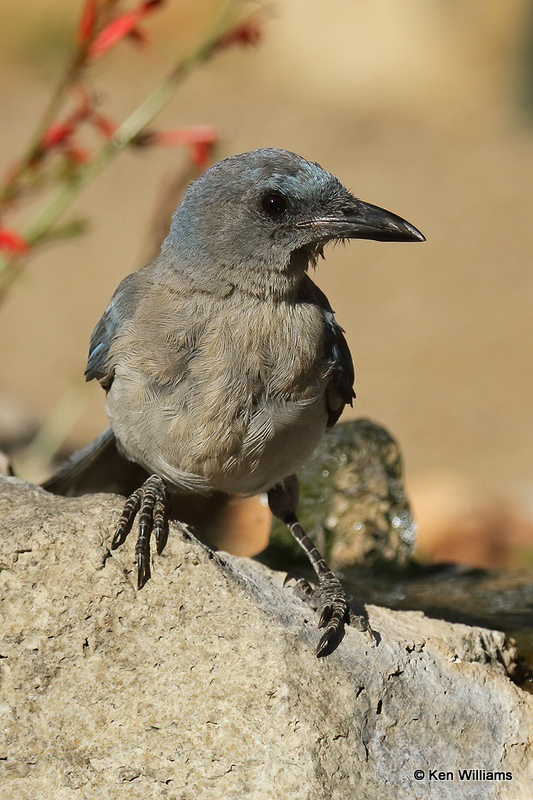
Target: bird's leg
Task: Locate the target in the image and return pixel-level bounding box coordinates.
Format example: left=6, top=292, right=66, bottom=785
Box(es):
left=111, top=475, right=222, bottom=588
left=112, top=474, right=169, bottom=589
left=268, top=476, right=370, bottom=657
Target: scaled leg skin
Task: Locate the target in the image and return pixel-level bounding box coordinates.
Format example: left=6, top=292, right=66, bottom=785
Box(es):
left=112, top=474, right=169, bottom=589
left=268, top=475, right=370, bottom=657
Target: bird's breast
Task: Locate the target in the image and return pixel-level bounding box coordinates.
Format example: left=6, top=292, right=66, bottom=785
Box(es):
left=107, top=290, right=332, bottom=495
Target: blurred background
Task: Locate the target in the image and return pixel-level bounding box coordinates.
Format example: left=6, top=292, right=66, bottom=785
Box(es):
left=1, top=0, right=533, bottom=568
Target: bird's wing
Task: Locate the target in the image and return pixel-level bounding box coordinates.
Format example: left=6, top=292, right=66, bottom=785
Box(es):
left=85, top=271, right=146, bottom=388
left=303, top=277, right=355, bottom=427
left=41, top=426, right=150, bottom=497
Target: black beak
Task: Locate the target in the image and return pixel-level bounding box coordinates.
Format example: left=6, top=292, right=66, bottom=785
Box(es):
left=320, top=199, right=425, bottom=243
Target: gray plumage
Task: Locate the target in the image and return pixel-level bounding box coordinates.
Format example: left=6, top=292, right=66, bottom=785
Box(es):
left=45, top=148, right=424, bottom=656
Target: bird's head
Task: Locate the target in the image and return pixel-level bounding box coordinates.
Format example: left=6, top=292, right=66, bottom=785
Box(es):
left=162, top=148, right=424, bottom=298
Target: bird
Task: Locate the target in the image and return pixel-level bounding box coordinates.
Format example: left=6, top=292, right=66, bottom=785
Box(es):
left=43, top=148, right=424, bottom=656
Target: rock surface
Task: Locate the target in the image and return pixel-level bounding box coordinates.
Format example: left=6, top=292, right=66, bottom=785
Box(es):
left=1, top=476, right=532, bottom=799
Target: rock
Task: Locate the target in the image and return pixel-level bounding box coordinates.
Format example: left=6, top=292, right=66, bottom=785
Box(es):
left=268, top=419, right=417, bottom=571
left=1, top=476, right=532, bottom=799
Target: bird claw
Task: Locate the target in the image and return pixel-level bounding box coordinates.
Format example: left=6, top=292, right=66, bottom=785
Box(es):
left=283, top=570, right=313, bottom=595
left=111, top=474, right=169, bottom=589
left=284, top=572, right=370, bottom=657
left=312, top=576, right=352, bottom=657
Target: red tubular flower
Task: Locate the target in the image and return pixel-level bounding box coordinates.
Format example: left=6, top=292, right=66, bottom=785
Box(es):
left=146, top=126, right=218, bottom=148
left=37, top=126, right=90, bottom=167
left=77, top=0, right=98, bottom=45
left=134, top=125, right=218, bottom=166
left=69, top=86, right=93, bottom=125
left=0, top=228, right=30, bottom=254
left=88, top=0, right=164, bottom=59
left=36, top=90, right=97, bottom=163
left=190, top=142, right=211, bottom=168
left=125, top=27, right=151, bottom=47
left=63, top=144, right=91, bottom=165
left=92, top=114, right=118, bottom=139
left=215, top=18, right=263, bottom=51
left=40, top=123, right=76, bottom=150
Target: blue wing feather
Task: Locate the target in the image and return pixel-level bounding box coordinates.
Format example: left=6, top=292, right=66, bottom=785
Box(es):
left=302, top=277, right=355, bottom=427
left=85, top=272, right=144, bottom=387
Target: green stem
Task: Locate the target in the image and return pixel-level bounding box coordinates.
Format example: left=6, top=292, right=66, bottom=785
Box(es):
left=23, top=0, right=240, bottom=245
left=0, top=51, right=87, bottom=209
left=0, top=0, right=242, bottom=298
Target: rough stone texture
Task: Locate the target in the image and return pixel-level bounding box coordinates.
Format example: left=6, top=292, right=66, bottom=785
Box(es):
left=1, top=476, right=532, bottom=800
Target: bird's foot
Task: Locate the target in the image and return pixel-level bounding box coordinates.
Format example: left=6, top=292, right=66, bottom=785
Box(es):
left=285, top=571, right=370, bottom=657
left=112, top=474, right=169, bottom=589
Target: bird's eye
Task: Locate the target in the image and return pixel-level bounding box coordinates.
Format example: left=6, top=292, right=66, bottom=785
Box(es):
left=260, top=191, right=289, bottom=218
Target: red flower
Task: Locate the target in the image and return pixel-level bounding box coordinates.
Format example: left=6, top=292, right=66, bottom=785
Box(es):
left=39, top=88, right=93, bottom=154
left=0, top=228, right=30, bottom=254
left=69, top=86, right=93, bottom=125
left=40, top=123, right=75, bottom=150
left=77, top=0, right=98, bottom=45
left=144, top=126, right=218, bottom=148
left=190, top=142, right=211, bottom=168
left=88, top=0, right=164, bottom=59
left=35, top=89, right=106, bottom=166
left=92, top=114, right=118, bottom=139
left=36, top=126, right=90, bottom=167
left=125, top=26, right=151, bottom=47
left=215, top=18, right=263, bottom=51
left=63, top=144, right=91, bottom=165
left=134, top=125, right=218, bottom=167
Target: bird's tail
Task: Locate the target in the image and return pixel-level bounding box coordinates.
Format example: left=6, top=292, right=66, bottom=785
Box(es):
left=42, top=426, right=148, bottom=497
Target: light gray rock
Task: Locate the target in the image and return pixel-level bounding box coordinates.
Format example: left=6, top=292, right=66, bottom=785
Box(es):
left=1, top=476, right=532, bottom=799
